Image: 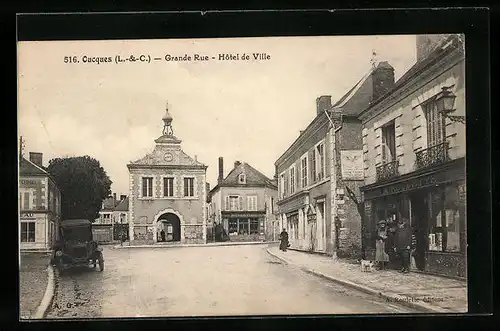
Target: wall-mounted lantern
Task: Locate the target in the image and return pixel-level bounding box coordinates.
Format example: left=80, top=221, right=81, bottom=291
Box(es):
left=436, top=86, right=465, bottom=124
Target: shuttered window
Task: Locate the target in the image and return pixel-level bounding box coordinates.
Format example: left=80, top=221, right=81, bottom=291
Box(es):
left=424, top=101, right=446, bottom=147
left=247, top=196, right=257, bottom=211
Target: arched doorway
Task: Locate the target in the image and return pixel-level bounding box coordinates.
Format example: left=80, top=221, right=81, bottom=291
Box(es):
left=157, top=213, right=181, bottom=242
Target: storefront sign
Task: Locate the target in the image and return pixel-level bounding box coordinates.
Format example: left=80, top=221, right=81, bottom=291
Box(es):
left=340, top=150, right=364, bottom=180
left=19, top=179, right=42, bottom=188
left=363, top=159, right=465, bottom=200
left=20, top=213, right=36, bottom=219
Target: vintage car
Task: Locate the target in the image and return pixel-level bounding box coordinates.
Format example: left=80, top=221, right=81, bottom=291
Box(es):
left=51, top=219, right=104, bottom=273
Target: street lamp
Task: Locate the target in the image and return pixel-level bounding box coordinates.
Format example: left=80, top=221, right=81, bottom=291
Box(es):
left=435, top=87, right=465, bottom=124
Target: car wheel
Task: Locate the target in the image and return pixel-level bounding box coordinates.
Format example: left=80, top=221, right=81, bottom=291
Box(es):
left=98, top=254, right=104, bottom=272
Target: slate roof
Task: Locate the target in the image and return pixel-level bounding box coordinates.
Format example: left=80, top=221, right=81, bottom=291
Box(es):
left=128, top=134, right=206, bottom=168
left=114, top=197, right=129, bottom=212
left=19, top=156, right=48, bottom=176
left=101, top=197, right=120, bottom=211
left=358, top=34, right=462, bottom=117
left=212, top=162, right=277, bottom=193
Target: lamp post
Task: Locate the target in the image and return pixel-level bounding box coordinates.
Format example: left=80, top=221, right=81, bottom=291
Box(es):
left=435, top=87, right=464, bottom=124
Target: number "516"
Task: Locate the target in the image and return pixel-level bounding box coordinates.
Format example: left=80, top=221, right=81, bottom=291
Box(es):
left=64, top=56, right=78, bottom=63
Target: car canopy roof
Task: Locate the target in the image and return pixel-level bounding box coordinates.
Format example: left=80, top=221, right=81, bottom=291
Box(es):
left=60, top=219, right=92, bottom=228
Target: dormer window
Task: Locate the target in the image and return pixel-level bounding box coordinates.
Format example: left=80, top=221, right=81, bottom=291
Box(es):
left=238, top=174, right=246, bottom=184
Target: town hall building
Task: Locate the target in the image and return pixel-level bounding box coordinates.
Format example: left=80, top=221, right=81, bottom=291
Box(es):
left=127, top=105, right=208, bottom=245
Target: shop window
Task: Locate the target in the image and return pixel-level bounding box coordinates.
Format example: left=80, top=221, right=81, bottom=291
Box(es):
left=444, top=186, right=461, bottom=252
left=21, top=222, right=35, bottom=242
left=250, top=219, right=259, bottom=234
left=239, top=219, right=249, bottom=235
left=428, top=188, right=445, bottom=251
left=228, top=219, right=238, bottom=235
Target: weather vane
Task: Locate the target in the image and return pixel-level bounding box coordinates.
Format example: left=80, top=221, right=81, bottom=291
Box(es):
left=370, top=49, right=378, bottom=69
left=162, top=101, right=174, bottom=136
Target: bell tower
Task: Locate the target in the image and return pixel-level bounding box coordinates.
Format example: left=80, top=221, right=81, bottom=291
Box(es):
left=162, top=101, right=174, bottom=136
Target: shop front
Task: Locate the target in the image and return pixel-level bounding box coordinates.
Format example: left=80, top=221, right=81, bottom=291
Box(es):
left=361, top=158, right=466, bottom=279
left=222, top=211, right=265, bottom=242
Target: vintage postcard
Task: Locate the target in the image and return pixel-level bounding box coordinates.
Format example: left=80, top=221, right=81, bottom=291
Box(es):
left=18, top=34, right=467, bottom=319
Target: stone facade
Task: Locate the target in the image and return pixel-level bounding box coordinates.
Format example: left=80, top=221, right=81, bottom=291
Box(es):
left=359, top=34, right=467, bottom=278
left=275, top=62, right=393, bottom=259
left=19, top=153, right=61, bottom=251
left=208, top=160, right=278, bottom=242
left=127, top=107, right=208, bottom=245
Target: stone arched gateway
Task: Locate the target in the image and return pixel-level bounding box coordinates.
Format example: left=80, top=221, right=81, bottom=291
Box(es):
left=153, top=208, right=185, bottom=243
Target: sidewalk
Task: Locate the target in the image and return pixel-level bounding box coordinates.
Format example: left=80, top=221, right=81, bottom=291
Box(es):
left=267, top=246, right=467, bottom=313
left=113, top=241, right=278, bottom=249
left=19, top=252, right=55, bottom=319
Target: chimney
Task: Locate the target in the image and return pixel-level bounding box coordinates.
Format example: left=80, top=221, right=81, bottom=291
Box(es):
left=316, top=95, right=332, bottom=116
left=234, top=161, right=241, bottom=169
left=29, top=152, right=43, bottom=167
left=371, top=61, right=395, bottom=102
left=113, top=193, right=117, bottom=202
left=120, top=195, right=126, bottom=201
left=194, top=155, right=198, bottom=162
left=206, top=183, right=210, bottom=193
left=218, top=157, right=224, bottom=182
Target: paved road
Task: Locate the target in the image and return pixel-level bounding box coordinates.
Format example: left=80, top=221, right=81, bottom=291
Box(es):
left=46, top=244, right=413, bottom=318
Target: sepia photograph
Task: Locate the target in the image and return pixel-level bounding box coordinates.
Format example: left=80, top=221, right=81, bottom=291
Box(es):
left=17, top=32, right=467, bottom=319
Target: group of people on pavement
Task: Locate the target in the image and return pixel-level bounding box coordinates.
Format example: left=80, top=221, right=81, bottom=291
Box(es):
left=375, top=216, right=416, bottom=273
left=278, top=216, right=415, bottom=274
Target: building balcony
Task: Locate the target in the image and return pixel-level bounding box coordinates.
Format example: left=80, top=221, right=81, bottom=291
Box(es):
left=415, top=142, right=450, bottom=170
left=376, top=160, right=400, bottom=181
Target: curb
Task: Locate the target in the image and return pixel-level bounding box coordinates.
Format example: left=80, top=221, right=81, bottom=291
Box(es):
left=113, top=241, right=278, bottom=249
left=33, top=263, right=55, bottom=319
left=265, top=248, right=448, bottom=314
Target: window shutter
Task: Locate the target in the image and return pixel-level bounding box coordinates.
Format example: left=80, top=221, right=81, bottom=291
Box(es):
left=247, top=196, right=251, bottom=210
left=238, top=196, right=243, bottom=210
left=225, top=196, right=230, bottom=211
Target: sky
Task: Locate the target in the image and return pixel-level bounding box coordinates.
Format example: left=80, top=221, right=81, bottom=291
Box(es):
left=18, top=35, right=417, bottom=196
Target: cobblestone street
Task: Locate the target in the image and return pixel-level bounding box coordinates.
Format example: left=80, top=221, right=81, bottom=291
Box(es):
left=46, top=244, right=413, bottom=318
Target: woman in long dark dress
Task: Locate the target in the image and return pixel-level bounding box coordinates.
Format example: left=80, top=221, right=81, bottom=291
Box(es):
left=279, top=228, right=289, bottom=252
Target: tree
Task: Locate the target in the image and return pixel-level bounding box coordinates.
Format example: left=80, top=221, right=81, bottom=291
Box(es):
left=47, top=155, right=112, bottom=222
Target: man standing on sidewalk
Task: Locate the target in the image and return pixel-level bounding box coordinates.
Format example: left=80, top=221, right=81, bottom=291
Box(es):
left=395, top=219, right=412, bottom=273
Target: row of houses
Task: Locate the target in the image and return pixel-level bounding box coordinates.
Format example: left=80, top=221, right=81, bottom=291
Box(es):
left=274, top=34, right=466, bottom=278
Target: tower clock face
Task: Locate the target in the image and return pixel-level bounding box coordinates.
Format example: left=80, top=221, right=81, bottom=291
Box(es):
left=164, top=153, right=173, bottom=162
